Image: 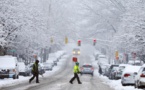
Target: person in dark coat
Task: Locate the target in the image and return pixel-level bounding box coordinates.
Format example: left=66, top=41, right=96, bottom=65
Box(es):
left=29, top=60, right=39, bottom=83
left=98, top=65, right=102, bottom=75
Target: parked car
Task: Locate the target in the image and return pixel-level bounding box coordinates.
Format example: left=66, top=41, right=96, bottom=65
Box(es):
left=72, top=48, right=80, bottom=55
left=18, top=62, right=31, bottom=76
left=0, top=56, right=19, bottom=79
left=121, top=65, right=141, bottom=86
left=135, top=64, right=145, bottom=88
left=46, top=59, right=55, bottom=67
left=115, top=64, right=131, bottom=79
left=39, top=63, right=45, bottom=74
left=128, top=60, right=144, bottom=66
left=100, top=64, right=110, bottom=76
left=93, top=51, right=101, bottom=60
left=109, top=66, right=119, bottom=79
left=102, top=65, right=110, bottom=76
left=98, top=54, right=108, bottom=66
left=43, top=62, right=53, bottom=71
left=49, top=53, right=58, bottom=66
left=80, top=64, right=94, bottom=76
left=55, top=51, right=65, bottom=60
left=107, top=64, right=119, bottom=78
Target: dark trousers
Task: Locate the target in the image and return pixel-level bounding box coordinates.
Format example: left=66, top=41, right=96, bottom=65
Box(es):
left=70, top=73, right=81, bottom=83
left=29, top=73, right=39, bottom=83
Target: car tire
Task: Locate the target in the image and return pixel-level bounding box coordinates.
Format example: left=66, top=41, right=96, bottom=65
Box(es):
left=136, top=82, right=141, bottom=89
left=122, top=83, right=126, bottom=86
left=135, top=82, right=137, bottom=88
left=17, top=75, right=19, bottom=79
left=109, top=75, right=112, bottom=80
left=13, top=75, right=16, bottom=79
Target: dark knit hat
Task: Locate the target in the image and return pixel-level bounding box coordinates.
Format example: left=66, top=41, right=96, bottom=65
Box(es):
left=76, top=62, right=79, bottom=65
left=36, top=60, right=39, bottom=63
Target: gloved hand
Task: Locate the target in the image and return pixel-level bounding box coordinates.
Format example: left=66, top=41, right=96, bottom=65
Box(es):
left=78, top=72, right=81, bottom=74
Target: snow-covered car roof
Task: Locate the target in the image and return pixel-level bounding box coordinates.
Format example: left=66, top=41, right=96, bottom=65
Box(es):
left=56, top=51, right=65, bottom=55
left=123, top=66, right=141, bottom=75
left=98, top=54, right=106, bottom=57
left=61, top=55, right=69, bottom=58
left=18, top=62, right=26, bottom=70
left=46, top=60, right=54, bottom=63
left=93, top=51, right=101, bottom=55
left=43, top=63, right=53, bottom=66
left=0, top=56, right=17, bottom=69
left=128, top=60, right=143, bottom=63
left=119, top=64, right=131, bottom=67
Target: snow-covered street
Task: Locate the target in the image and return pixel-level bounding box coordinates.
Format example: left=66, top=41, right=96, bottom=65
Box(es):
left=0, top=49, right=143, bottom=90
left=0, top=0, right=145, bottom=90
left=0, top=54, right=115, bottom=90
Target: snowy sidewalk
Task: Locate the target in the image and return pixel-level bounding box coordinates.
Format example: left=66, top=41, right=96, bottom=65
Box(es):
left=91, top=56, right=143, bottom=90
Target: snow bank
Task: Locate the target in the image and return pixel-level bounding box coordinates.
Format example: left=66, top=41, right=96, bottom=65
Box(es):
left=0, top=54, right=70, bottom=89
left=90, top=55, right=142, bottom=90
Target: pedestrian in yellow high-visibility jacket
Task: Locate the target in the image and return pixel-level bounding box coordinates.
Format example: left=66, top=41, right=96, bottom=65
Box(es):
left=69, top=62, right=82, bottom=84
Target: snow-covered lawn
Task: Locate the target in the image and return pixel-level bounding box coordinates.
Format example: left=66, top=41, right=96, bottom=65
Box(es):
left=91, top=55, right=143, bottom=90
left=0, top=54, right=70, bottom=89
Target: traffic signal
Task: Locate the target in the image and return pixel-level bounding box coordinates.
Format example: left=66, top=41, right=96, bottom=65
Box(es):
left=93, top=39, right=96, bottom=46
left=78, top=40, right=81, bottom=46
left=50, top=37, right=53, bottom=44
left=65, top=37, right=68, bottom=44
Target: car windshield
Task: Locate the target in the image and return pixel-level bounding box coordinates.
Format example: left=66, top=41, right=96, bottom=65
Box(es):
left=112, top=67, right=119, bottom=71
left=119, top=66, right=125, bottom=70
left=83, top=65, right=92, bottom=68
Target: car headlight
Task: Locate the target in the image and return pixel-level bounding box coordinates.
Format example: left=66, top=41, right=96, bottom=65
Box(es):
left=73, top=51, right=76, bottom=54
left=78, top=51, right=80, bottom=54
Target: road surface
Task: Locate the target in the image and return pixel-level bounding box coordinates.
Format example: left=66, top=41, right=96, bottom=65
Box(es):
left=1, top=55, right=114, bottom=90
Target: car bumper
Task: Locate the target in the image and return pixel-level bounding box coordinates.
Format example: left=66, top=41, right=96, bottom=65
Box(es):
left=0, top=74, right=15, bottom=78
left=81, top=71, right=93, bottom=74
left=139, top=81, right=145, bottom=86
left=115, top=75, right=121, bottom=79
left=121, top=78, right=135, bottom=84
left=138, top=79, right=145, bottom=86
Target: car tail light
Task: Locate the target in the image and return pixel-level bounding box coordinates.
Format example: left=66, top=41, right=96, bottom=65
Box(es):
left=140, top=74, right=145, bottom=77
left=124, top=74, right=130, bottom=77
